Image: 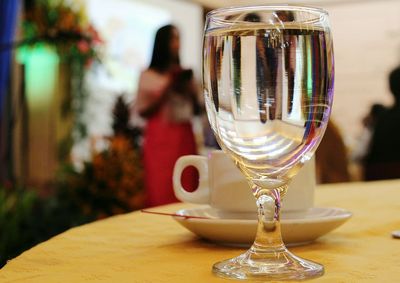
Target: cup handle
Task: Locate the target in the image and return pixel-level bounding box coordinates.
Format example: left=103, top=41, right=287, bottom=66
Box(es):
left=173, top=155, right=209, bottom=204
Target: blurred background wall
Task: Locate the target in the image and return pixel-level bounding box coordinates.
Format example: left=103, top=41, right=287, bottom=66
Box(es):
left=81, top=0, right=400, bottom=156
left=327, top=0, right=400, bottom=148
left=2, top=0, right=400, bottom=185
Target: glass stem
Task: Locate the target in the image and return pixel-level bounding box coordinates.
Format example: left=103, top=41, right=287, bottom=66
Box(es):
left=251, top=185, right=287, bottom=253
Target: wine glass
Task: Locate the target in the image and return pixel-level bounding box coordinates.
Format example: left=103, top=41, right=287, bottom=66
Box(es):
left=202, top=5, right=334, bottom=280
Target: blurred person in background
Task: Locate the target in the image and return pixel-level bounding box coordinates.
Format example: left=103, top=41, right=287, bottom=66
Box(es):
left=315, top=120, right=351, bottom=183
left=134, top=24, right=200, bottom=207
left=351, top=103, right=386, bottom=163
left=364, top=66, right=400, bottom=180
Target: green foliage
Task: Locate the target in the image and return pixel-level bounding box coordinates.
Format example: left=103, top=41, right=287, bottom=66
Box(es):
left=0, top=184, right=93, bottom=267
left=0, top=188, right=37, bottom=265
left=0, top=148, right=144, bottom=267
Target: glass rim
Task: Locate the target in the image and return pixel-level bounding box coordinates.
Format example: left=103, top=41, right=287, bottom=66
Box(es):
left=206, top=4, right=329, bottom=19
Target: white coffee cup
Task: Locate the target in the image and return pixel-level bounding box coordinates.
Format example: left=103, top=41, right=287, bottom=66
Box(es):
left=173, top=150, right=315, bottom=212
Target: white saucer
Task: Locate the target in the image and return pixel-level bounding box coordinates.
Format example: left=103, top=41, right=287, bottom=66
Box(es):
left=173, top=206, right=352, bottom=246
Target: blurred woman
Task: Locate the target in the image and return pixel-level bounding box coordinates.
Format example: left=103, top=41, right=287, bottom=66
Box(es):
left=135, top=25, right=199, bottom=207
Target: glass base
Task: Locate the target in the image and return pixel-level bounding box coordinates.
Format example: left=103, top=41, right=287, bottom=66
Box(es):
left=212, top=247, right=324, bottom=281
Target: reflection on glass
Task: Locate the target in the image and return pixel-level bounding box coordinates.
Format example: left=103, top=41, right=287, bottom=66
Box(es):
left=203, top=5, right=334, bottom=280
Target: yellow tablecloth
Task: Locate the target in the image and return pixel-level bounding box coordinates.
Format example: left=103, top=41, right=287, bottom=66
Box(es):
left=1, top=180, right=400, bottom=282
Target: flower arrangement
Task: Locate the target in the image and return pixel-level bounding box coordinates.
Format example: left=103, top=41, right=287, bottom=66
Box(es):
left=58, top=135, right=144, bottom=219
left=92, top=135, right=145, bottom=215
left=21, top=0, right=104, bottom=148
left=58, top=96, right=145, bottom=219
left=23, top=0, right=102, bottom=65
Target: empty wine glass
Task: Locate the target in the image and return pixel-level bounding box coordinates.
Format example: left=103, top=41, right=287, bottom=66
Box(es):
left=202, top=5, right=334, bottom=280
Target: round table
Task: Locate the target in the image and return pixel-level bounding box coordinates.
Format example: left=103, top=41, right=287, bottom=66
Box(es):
left=1, top=180, right=400, bottom=282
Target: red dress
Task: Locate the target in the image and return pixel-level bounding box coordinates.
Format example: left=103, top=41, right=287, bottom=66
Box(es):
left=137, top=70, right=198, bottom=207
